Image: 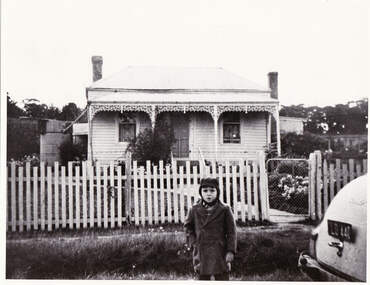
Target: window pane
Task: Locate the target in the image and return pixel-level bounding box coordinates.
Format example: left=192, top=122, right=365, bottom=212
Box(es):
left=119, top=123, right=136, bottom=142
left=223, top=123, right=240, bottom=143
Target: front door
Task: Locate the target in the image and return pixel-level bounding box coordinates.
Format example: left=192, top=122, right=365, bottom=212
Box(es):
left=171, top=113, right=189, bottom=158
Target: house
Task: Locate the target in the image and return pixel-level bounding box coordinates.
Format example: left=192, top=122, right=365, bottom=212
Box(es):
left=279, top=116, right=306, bottom=135
left=86, top=56, right=280, bottom=164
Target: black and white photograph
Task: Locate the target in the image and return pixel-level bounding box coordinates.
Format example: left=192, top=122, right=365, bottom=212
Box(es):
left=2, top=0, right=368, bottom=282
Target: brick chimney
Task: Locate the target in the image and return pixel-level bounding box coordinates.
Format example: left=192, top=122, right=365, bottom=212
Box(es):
left=268, top=72, right=278, bottom=99
left=92, top=56, right=103, bottom=82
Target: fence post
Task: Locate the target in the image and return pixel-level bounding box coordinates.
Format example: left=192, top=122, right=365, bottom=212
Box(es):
left=258, top=151, right=269, bottom=221
left=308, top=152, right=316, bottom=221
left=125, top=153, right=132, bottom=224
left=314, top=151, right=323, bottom=220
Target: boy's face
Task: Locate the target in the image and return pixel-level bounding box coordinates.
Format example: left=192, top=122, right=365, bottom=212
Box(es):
left=201, top=187, right=218, bottom=203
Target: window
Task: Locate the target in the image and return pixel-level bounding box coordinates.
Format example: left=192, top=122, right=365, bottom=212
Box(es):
left=118, top=114, right=136, bottom=142
left=223, top=113, right=240, bottom=143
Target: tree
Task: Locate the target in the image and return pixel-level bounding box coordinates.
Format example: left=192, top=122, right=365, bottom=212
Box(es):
left=45, top=105, right=61, bottom=119
left=60, top=103, right=81, bottom=121
left=279, top=104, right=307, bottom=118
left=7, top=94, right=26, bottom=118
left=280, top=99, right=368, bottom=135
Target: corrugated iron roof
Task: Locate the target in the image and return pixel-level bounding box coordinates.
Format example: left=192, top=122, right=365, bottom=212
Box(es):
left=88, top=90, right=277, bottom=103
left=88, top=66, right=269, bottom=92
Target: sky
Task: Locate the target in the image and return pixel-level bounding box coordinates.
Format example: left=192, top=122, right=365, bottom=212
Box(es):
left=1, top=0, right=369, bottom=109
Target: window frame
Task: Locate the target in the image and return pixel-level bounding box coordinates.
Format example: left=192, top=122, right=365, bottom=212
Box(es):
left=116, top=113, right=137, bottom=143
left=222, top=112, right=241, bottom=144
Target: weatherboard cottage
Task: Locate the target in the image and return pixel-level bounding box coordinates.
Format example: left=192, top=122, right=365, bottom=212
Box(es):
left=86, top=56, right=280, bottom=164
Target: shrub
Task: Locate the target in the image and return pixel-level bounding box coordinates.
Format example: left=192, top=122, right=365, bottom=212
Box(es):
left=59, top=140, right=86, bottom=166
left=281, top=132, right=328, bottom=157
left=276, top=161, right=308, bottom=176
left=126, top=118, right=176, bottom=166
left=7, top=118, right=40, bottom=160
left=7, top=153, right=40, bottom=167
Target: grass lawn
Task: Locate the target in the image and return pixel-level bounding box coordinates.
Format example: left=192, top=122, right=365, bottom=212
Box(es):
left=6, top=223, right=312, bottom=281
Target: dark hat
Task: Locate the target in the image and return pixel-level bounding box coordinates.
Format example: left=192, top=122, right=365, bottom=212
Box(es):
left=199, top=177, right=220, bottom=199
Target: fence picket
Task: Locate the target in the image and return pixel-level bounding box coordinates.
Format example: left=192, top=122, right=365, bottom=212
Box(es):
left=218, top=165, right=223, bottom=203
left=258, top=152, right=268, bottom=221
left=117, top=165, right=122, bottom=227
left=146, top=161, right=153, bottom=225
left=159, top=161, right=165, bottom=224
left=185, top=161, right=191, bottom=216
left=342, top=163, right=348, bottom=186
left=133, top=161, right=139, bottom=225
left=335, top=159, right=341, bottom=195
left=315, top=151, right=322, bottom=220
left=239, top=159, right=246, bottom=222
left=179, top=166, right=185, bottom=223
left=11, top=163, right=16, bottom=231
left=205, top=165, right=210, bottom=177
left=33, top=166, right=39, bottom=230
left=109, top=163, right=115, bottom=228
left=103, top=165, right=108, bottom=228
left=89, top=161, right=95, bottom=228
left=225, top=161, right=231, bottom=205
left=252, top=162, right=259, bottom=221
left=349, top=159, right=355, bottom=182
left=26, top=163, right=31, bottom=231
left=96, top=162, right=102, bottom=227
left=199, top=162, right=204, bottom=179
left=356, top=163, right=362, bottom=179
left=125, top=154, right=132, bottom=223
left=40, top=162, right=45, bottom=230
left=363, top=159, right=367, bottom=173
left=211, top=161, right=216, bottom=178
left=172, top=161, right=179, bottom=223
left=68, top=162, right=73, bottom=229
left=232, top=165, right=238, bottom=220
left=82, top=162, right=88, bottom=229
left=47, top=167, right=53, bottom=231
left=308, top=153, right=316, bottom=220
left=61, top=166, right=66, bottom=228
left=246, top=164, right=252, bottom=222
left=166, top=165, right=172, bottom=223
left=153, top=165, right=159, bottom=224
left=329, top=164, right=335, bottom=203
left=54, top=162, right=59, bottom=229
left=323, top=160, right=328, bottom=213
left=18, top=167, right=24, bottom=232
left=193, top=166, right=199, bottom=203
left=140, top=166, right=146, bottom=225
left=75, top=166, right=80, bottom=229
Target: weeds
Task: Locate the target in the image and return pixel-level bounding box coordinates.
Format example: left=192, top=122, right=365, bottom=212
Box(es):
left=7, top=225, right=311, bottom=280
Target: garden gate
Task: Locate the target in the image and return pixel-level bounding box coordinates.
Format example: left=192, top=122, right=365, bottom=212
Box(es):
left=266, top=158, right=310, bottom=222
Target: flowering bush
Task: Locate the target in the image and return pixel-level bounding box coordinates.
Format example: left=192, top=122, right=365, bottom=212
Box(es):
left=278, top=175, right=309, bottom=201
left=7, top=153, right=40, bottom=167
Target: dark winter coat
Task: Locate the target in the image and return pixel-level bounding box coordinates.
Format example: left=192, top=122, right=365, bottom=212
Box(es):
left=184, top=200, right=237, bottom=275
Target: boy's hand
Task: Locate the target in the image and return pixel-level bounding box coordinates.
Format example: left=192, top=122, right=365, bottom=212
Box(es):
left=225, top=252, right=234, bottom=263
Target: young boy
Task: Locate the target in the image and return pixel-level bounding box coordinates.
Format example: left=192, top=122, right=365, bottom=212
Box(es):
left=184, top=177, right=237, bottom=280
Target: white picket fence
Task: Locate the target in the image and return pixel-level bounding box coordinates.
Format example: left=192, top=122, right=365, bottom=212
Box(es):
left=7, top=152, right=269, bottom=232
left=308, top=151, right=367, bottom=220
